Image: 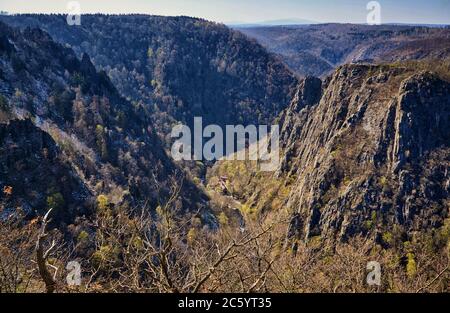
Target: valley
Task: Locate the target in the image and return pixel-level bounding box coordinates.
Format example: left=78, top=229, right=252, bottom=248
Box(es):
left=0, top=14, right=448, bottom=293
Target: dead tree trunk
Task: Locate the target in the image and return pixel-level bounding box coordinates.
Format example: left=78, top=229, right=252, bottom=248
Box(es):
left=35, top=209, right=57, bottom=293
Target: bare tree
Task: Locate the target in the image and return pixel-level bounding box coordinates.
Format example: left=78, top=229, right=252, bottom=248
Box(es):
left=35, top=209, right=58, bottom=293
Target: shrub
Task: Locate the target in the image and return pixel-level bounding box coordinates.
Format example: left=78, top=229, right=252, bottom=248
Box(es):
left=77, top=231, right=89, bottom=243
left=96, top=195, right=109, bottom=212
left=218, top=212, right=229, bottom=226
left=132, top=236, right=144, bottom=250
left=406, top=253, right=417, bottom=278
left=379, top=176, right=388, bottom=187
left=187, top=228, right=197, bottom=244
left=92, top=245, right=120, bottom=269
left=364, top=220, right=374, bottom=230
left=241, top=204, right=256, bottom=216
left=382, top=232, right=393, bottom=245
left=147, top=48, right=154, bottom=58
left=47, top=193, right=65, bottom=213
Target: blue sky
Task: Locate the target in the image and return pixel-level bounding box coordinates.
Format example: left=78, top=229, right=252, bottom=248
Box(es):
left=0, top=0, right=449, bottom=24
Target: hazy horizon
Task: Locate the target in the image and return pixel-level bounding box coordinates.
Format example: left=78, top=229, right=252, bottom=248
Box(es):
left=0, top=0, right=449, bottom=25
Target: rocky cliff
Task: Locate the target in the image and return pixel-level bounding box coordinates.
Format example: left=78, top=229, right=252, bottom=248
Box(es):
left=278, top=64, right=449, bottom=243
left=209, top=62, right=449, bottom=244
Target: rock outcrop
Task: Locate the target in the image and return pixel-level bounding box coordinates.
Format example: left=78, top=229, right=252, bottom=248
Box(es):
left=278, top=64, right=449, bottom=242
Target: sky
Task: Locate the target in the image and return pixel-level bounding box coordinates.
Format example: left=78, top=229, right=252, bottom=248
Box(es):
left=0, top=0, right=449, bottom=25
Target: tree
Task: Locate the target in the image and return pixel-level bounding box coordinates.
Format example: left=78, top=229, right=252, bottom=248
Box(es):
left=95, top=125, right=109, bottom=161
left=35, top=209, right=57, bottom=293
left=0, top=94, right=9, bottom=112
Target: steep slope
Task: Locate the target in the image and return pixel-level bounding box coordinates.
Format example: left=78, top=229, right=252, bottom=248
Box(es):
left=0, top=22, right=208, bottom=222
left=239, top=24, right=450, bottom=77
left=0, top=14, right=298, bottom=135
left=209, top=62, right=449, bottom=244
left=278, top=64, right=449, bottom=242
left=0, top=119, right=91, bottom=224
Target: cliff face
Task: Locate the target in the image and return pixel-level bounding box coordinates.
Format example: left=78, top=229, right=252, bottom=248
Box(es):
left=278, top=64, right=449, bottom=242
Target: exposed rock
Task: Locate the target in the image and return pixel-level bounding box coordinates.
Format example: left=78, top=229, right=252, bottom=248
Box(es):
left=278, top=64, right=449, bottom=242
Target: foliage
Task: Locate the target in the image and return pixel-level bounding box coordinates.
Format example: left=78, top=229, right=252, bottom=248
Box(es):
left=46, top=193, right=65, bottom=213
left=2, top=14, right=298, bottom=135
left=406, top=252, right=417, bottom=278
left=96, top=195, right=109, bottom=212
left=187, top=228, right=197, bottom=244
left=218, top=212, right=229, bottom=226
left=77, top=231, right=89, bottom=243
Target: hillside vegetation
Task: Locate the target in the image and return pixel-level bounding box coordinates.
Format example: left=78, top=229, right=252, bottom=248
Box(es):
left=239, top=24, right=450, bottom=77
left=1, top=14, right=298, bottom=136
left=0, top=16, right=448, bottom=293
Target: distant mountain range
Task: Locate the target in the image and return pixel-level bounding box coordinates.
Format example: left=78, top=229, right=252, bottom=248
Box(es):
left=227, top=18, right=318, bottom=27
left=229, top=19, right=449, bottom=28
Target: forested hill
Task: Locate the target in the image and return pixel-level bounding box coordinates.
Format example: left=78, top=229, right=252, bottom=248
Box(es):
left=0, top=21, right=208, bottom=225
left=239, top=24, right=450, bottom=77
left=1, top=14, right=298, bottom=134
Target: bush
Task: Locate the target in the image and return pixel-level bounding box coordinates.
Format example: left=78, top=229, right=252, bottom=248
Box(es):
left=47, top=192, right=65, bottom=213
left=187, top=228, right=197, bottom=244
left=77, top=231, right=89, bottom=243
left=96, top=195, right=109, bottom=212
left=92, top=245, right=120, bottom=269
left=406, top=253, right=417, bottom=278
left=382, top=232, right=393, bottom=245
left=241, top=204, right=256, bottom=216
left=218, top=212, right=229, bottom=226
